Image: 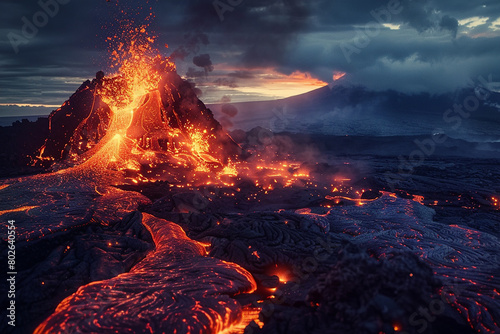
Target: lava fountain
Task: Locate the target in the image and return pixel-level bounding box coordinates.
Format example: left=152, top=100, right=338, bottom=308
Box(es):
left=36, top=24, right=241, bottom=183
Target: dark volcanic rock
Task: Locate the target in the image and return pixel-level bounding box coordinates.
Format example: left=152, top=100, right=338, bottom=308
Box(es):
left=39, top=75, right=112, bottom=161
left=250, top=246, right=471, bottom=334
left=0, top=117, right=49, bottom=177
left=0, top=211, right=153, bottom=334
left=159, top=71, right=241, bottom=162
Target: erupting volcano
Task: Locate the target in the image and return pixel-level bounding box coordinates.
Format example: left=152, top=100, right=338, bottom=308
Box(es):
left=1, top=11, right=500, bottom=334
left=36, top=27, right=240, bottom=187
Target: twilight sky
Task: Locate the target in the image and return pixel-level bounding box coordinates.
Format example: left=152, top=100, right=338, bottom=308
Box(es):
left=1, top=0, right=500, bottom=117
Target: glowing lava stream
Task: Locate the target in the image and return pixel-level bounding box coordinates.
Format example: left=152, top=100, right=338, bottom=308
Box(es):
left=35, top=213, right=257, bottom=334
left=0, top=206, right=39, bottom=216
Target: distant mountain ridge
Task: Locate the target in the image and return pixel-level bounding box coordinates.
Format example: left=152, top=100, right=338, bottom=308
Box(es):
left=209, top=85, right=500, bottom=142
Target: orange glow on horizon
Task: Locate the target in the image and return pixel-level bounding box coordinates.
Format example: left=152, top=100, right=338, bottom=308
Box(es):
left=0, top=103, right=60, bottom=108
left=200, top=65, right=328, bottom=101
left=333, top=71, right=347, bottom=81
left=226, top=69, right=327, bottom=99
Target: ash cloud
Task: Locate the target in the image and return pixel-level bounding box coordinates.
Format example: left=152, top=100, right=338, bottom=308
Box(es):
left=193, top=53, right=214, bottom=73
left=186, top=53, right=214, bottom=78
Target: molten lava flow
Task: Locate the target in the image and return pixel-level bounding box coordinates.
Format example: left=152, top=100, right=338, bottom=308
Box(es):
left=0, top=206, right=39, bottom=216
left=34, top=214, right=257, bottom=334
left=28, top=18, right=330, bottom=334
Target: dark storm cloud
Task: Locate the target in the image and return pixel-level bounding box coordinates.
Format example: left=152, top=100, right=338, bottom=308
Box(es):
left=1, top=0, right=500, bottom=109
left=173, top=0, right=499, bottom=92
left=176, top=0, right=313, bottom=67
left=432, top=0, right=500, bottom=17
left=439, top=15, right=459, bottom=38
left=230, top=0, right=499, bottom=92
left=398, top=0, right=437, bottom=32
left=290, top=31, right=500, bottom=93
left=396, top=0, right=460, bottom=37
left=0, top=0, right=123, bottom=105
left=301, top=0, right=455, bottom=32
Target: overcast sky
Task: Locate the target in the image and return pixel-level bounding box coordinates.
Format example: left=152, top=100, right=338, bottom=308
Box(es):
left=1, top=0, right=499, bottom=116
